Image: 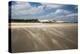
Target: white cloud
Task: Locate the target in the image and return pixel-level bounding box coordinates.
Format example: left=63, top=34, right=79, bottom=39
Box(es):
left=41, top=9, right=71, bottom=18
left=37, top=9, right=77, bottom=22
left=54, top=9, right=71, bottom=15
left=12, top=2, right=31, bottom=10
left=66, top=13, right=78, bottom=17
left=53, top=13, right=77, bottom=19
left=41, top=3, right=63, bottom=8
left=11, top=2, right=77, bottom=22
left=47, top=5, right=63, bottom=8
left=51, top=13, right=78, bottom=22
left=11, top=2, right=45, bottom=17
left=11, top=2, right=32, bottom=16
left=11, top=2, right=64, bottom=19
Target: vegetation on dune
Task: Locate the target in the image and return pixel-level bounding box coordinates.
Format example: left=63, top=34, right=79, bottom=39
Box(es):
left=10, top=19, right=40, bottom=23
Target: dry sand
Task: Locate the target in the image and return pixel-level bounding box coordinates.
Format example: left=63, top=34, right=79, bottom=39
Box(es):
left=10, top=23, right=78, bottom=53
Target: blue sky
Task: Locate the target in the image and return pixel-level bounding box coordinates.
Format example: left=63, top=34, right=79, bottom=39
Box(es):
left=10, top=1, right=78, bottom=22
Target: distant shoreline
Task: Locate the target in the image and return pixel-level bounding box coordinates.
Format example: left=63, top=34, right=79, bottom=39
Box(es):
left=10, top=22, right=78, bottom=23
left=9, top=19, right=78, bottom=23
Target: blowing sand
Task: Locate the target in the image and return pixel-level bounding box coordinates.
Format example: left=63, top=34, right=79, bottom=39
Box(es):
left=10, top=23, right=78, bottom=53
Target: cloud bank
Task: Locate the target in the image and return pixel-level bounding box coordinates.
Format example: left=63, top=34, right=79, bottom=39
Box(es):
left=10, top=1, right=78, bottom=22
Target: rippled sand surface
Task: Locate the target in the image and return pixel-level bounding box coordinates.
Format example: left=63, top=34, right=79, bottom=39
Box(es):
left=10, top=23, right=78, bottom=53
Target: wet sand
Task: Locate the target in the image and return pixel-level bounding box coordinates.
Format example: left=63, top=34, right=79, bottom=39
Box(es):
left=10, top=23, right=78, bottom=53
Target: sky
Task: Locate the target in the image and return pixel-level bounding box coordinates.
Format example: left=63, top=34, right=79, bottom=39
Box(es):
left=9, top=1, right=78, bottom=22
